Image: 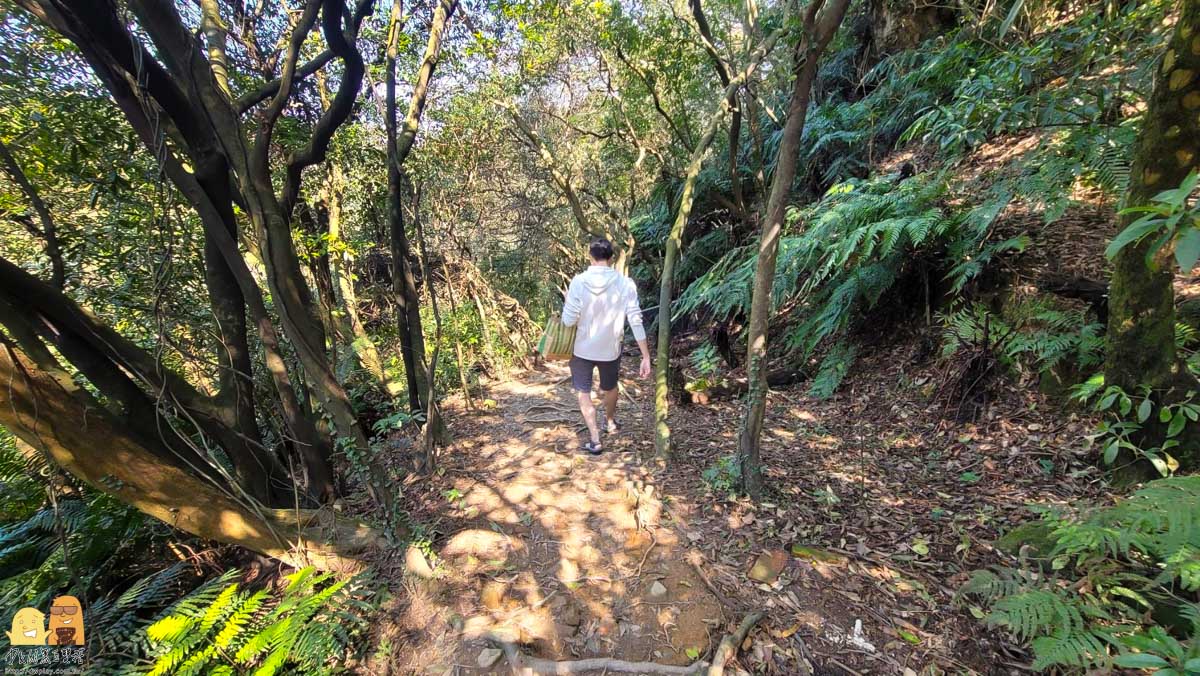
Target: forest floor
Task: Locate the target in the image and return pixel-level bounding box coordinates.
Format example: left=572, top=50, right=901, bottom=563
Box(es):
left=368, top=336, right=1108, bottom=675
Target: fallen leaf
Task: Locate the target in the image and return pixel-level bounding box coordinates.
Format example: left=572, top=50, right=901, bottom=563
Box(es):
left=772, top=622, right=802, bottom=639
left=748, top=550, right=789, bottom=584
left=790, top=545, right=848, bottom=565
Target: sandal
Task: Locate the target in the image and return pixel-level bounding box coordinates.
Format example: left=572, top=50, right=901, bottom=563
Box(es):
left=605, top=419, right=620, bottom=435
left=580, top=440, right=604, bottom=456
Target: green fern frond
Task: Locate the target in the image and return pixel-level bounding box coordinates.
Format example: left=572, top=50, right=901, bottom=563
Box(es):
left=1030, top=629, right=1111, bottom=669
left=808, top=342, right=857, bottom=399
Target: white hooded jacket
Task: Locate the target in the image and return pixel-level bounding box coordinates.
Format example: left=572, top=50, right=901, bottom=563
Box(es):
left=561, top=265, right=646, bottom=362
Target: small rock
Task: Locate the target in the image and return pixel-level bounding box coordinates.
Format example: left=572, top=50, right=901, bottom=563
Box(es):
left=477, top=647, right=503, bottom=668
left=648, top=580, right=668, bottom=598
left=405, top=546, right=435, bottom=579
left=748, top=549, right=788, bottom=584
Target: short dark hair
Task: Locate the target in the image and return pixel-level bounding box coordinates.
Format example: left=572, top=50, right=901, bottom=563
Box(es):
left=589, top=237, right=614, bottom=261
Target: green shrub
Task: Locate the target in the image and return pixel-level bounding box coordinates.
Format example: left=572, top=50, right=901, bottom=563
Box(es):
left=961, top=477, right=1200, bottom=672
left=1071, top=381, right=1199, bottom=478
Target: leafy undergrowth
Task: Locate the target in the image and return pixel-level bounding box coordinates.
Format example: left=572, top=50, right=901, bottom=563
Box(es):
left=647, top=327, right=1110, bottom=672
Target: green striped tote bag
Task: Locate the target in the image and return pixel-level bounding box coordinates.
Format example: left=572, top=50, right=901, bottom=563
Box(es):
left=537, top=312, right=577, bottom=361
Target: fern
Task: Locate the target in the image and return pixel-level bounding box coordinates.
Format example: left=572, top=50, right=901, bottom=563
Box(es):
left=963, top=477, right=1200, bottom=671
left=0, top=467, right=149, bottom=613
left=676, top=171, right=953, bottom=397
left=939, top=299, right=1103, bottom=379
left=808, top=342, right=857, bottom=399
left=133, top=567, right=374, bottom=676
left=1030, top=629, right=1112, bottom=670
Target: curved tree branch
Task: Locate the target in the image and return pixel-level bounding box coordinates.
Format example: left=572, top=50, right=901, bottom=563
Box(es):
left=280, top=0, right=373, bottom=218
left=0, top=139, right=66, bottom=289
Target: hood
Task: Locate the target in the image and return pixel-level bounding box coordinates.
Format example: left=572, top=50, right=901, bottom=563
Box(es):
left=580, top=266, right=620, bottom=295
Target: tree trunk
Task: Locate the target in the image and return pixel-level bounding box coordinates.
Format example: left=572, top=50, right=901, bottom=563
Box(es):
left=655, top=26, right=789, bottom=459
left=16, top=0, right=396, bottom=511
left=199, top=0, right=231, bottom=94
left=384, top=0, right=422, bottom=411
left=0, top=339, right=380, bottom=572
left=392, top=173, right=430, bottom=411
left=297, top=200, right=341, bottom=347
left=195, top=154, right=285, bottom=505
left=688, top=0, right=748, bottom=225
left=737, top=0, right=852, bottom=499
left=384, top=0, right=459, bottom=413
left=1105, top=0, right=1200, bottom=471
left=0, top=259, right=282, bottom=495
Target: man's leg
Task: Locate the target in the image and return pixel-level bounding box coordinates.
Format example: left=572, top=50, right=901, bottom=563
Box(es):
left=602, top=388, right=618, bottom=431
left=598, top=358, right=620, bottom=433
left=577, top=390, right=601, bottom=445
left=570, top=357, right=601, bottom=446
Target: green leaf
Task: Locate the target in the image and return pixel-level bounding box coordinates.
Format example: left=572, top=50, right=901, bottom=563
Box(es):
left=1176, top=229, right=1200, bottom=272
left=1104, top=440, right=1119, bottom=465
left=1113, top=653, right=1171, bottom=668
left=1107, top=217, right=1166, bottom=260
left=1138, top=398, right=1153, bottom=423
left=997, top=0, right=1025, bottom=39
left=1150, top=455, right=1170, bottom=477
left=1168, top=413, right=1187, bottom=438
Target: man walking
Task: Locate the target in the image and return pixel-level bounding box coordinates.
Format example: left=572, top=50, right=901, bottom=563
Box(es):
left=562, top=238, right=651, bottom=455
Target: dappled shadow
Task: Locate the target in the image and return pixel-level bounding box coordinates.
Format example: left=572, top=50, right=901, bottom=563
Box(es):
left=373, top=364, right=723, bottom=674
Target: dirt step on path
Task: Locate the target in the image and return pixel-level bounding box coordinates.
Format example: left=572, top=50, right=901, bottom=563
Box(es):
left=393, top=364, right=725, bottom=675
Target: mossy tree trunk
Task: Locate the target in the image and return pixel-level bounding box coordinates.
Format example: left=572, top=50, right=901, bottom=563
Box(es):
left=1106, top=0, right=1200, bottom=472
left=736, top=0, right=852, bottom=499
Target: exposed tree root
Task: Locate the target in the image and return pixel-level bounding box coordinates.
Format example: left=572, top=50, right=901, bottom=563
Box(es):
left=490, top=611, right=763, bottom=675
left=705, top=611, right=763, bottom=676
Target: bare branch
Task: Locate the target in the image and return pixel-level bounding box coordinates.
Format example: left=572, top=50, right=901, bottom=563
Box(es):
left=0, top=139, right=66, bottom=289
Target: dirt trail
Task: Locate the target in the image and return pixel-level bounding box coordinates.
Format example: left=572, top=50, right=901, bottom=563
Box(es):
left=382, top=364, right=725, bottom=674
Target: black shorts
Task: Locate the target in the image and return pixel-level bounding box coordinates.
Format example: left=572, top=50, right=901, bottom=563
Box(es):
left=569, top=356, right=620, bottom=392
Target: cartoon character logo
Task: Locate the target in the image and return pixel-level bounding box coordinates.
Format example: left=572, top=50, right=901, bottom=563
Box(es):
left=6, top=607, right=47, bottom=645
left=46, top=595, right=84, bottom=646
